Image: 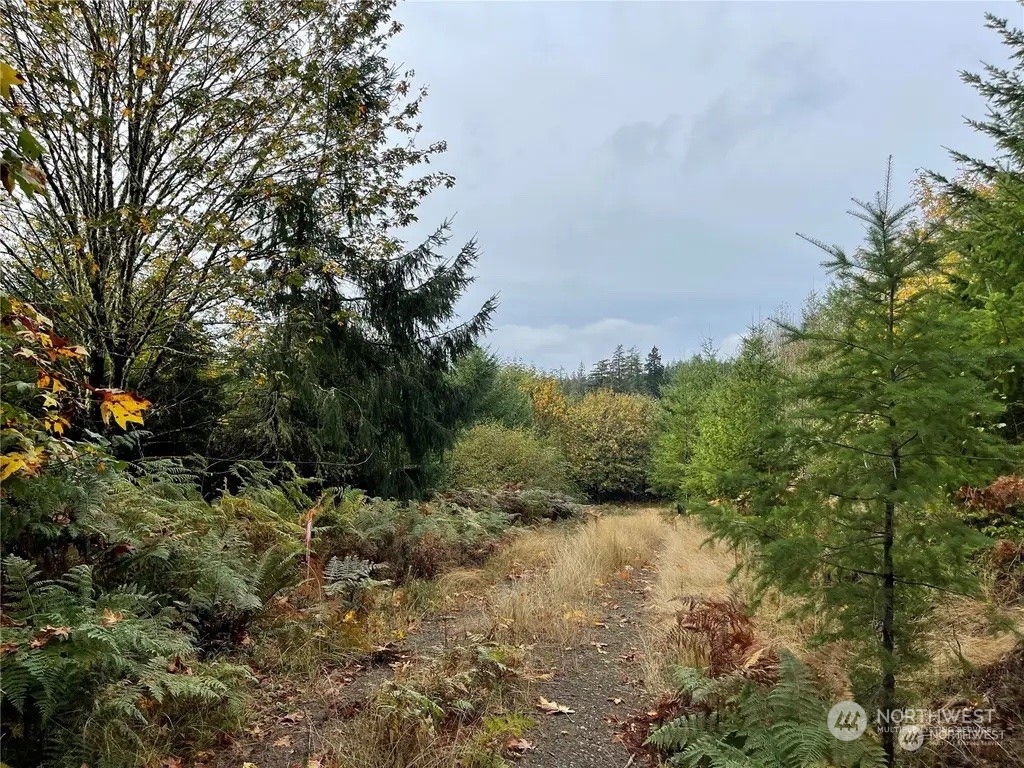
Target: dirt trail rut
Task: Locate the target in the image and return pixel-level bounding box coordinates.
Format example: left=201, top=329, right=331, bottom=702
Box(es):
left=517, top=573, right=652, bottom=768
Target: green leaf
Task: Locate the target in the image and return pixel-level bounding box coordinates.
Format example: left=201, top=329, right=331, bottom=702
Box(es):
left=16, top=130, right=44, bottom=161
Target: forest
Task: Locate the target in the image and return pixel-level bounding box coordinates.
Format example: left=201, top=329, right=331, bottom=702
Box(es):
left=1, top=2, right=1023, bottom=768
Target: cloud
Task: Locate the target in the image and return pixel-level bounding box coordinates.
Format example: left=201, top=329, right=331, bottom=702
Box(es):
left=682, top=44, right=843, bottom=172
left=607, top=115, right=680, bottom=166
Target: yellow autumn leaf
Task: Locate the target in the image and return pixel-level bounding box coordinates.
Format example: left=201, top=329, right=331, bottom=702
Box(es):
left=0, top=61, right=25, bottom=100
left=37, top=374, right=67, bottom=392
left=0, top=447, right=46, bottom=481
left=0, top=453, right=27, bottom=481
left=43, top=415, right=70, bottom=435
left=98, top=390, right=152, bottom=430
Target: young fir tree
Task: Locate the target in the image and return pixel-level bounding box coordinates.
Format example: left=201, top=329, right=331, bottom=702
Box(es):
left=928, top=10, right=1024, bottom=442
left=703, top=165, right=1008, bottom=766
left=684, top=326, right=791, bottom=506
left=648, top=341, right=728, bottom=497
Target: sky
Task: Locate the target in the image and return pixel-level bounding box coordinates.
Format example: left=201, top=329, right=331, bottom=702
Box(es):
left=388, top=0, right=1020, bottom=371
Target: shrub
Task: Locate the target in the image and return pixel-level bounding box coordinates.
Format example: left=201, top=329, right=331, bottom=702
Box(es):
left=335, top=641, right=526, bottom=768
left=440, top=486, right=582, bottom=523
left=0, top=462, right=304, bottom=767
left=444, top=422, right=571, bottom=492
left=312, top=491, right=513, bottom=580
left=560, top=390, right=655, bottom=500
left=647, top=651, right=887, bottom=768
left=0, top=555, right=252, bottom=768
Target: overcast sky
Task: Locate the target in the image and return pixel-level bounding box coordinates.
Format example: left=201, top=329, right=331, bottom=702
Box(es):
left=388, top=0, right=1019, bottom=371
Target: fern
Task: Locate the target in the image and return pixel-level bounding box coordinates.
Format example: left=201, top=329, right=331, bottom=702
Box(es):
left=324, top=555, right=391, bottom=606
left=648, top=651, right=887, bottom=768
left=0, top=554, right=250, bottom=768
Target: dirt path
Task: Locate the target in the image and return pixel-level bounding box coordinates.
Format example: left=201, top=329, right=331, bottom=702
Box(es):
left=205, top=507, right=714, bottom=768
left=517, top=573, right=651, bottom=768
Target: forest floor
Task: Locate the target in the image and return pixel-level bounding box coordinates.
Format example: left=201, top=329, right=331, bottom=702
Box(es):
left=198, top=506, right=1023, bottom=768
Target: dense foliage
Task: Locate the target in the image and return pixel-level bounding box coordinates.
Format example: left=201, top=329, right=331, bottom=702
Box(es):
left=559, top=389, right=656, bottom=500
left=444, top=422, right=571, bottom=493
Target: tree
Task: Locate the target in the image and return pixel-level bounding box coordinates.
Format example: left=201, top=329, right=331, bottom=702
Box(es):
left=648, top=342, right=729, bottom=498
left=523, top=376, right=569, bottom=438
left=644, top=345, right=665, bottom=397
left=589, top=358, right=610, bottom=390
left=703, top=167, right=1009, bottom=766
left=450, top=349, right=534, bottom=430
left=684, top=326, right=791, bottom=505
left=623, top=346, right=643, bottom=393
left=559, top=390, right=654, bottom=500
left=0, top=0, right=441, bottom=392
left=928, top=10, right=1024, bottom=442
left=212, top=215, right=494, bottom=497
left=610, top=345, right=626, bottom=390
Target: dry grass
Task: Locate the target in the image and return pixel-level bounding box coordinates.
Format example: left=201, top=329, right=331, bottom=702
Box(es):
left=482, top=509, right=671, bottom=646
left=637, top=515, right=739, bottom=693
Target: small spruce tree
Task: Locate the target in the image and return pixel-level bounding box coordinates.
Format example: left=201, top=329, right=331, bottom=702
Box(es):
left=702, top=163, right=1009, bottom=767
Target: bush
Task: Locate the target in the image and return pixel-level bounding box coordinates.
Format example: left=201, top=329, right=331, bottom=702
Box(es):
left=560, top=390, right=655, bottom=500
left=440, top=487, right=582, bottom=523
left=311, top=490, right=513, bottom=580
left=0, top=462, right=303, bottom=768
left=444, top=422, right=571, bottom=492
left=647, top=651, right=886, bottom=768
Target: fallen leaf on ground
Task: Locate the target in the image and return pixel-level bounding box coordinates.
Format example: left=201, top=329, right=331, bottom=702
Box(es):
left=273, top=736, right=291, bottom=747
left=536, top=696, right=574, bottom=715
left=278, top=711, right=304, bottom=724
left=505, top=736, right=535, bottom=753
left=608, top=697, right=623, bottom=705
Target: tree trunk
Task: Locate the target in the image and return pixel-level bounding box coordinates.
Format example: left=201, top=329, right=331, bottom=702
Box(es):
left=881, top=494, right=896, bottom=767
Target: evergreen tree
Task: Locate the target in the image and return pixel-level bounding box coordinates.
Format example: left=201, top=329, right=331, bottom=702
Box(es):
left=649, top=342, right=728, bottom=497
left=589, top=359, right=611, bottom=390
left=684, top=327, right=791, bottom=505
left=644, top=345, right=666, bottom=397
left=703, top=167, right=1009, bottom=766
left=930, top=10, right=1024, bottom=442
left=610, top=345, right=626, bottom=390
left=624, top=346, right=643, bottom=393
left=205, top=21, right=497, bottom=497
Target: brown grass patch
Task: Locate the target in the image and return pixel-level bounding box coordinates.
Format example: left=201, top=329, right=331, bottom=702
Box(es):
left=484, top=509, right=671, bottom=646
